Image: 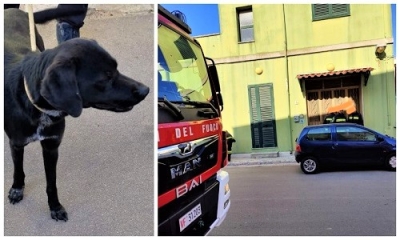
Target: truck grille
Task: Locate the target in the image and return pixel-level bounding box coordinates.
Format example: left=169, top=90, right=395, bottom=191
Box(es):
left=158, top=135, right=219, bottom=195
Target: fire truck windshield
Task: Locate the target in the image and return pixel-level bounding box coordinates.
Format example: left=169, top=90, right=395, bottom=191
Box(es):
left=158, top=25, right=212, bottom=103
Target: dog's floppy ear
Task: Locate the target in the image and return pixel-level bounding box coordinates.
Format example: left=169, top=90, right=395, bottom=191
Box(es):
left=40, top=57, right=83, bottom=117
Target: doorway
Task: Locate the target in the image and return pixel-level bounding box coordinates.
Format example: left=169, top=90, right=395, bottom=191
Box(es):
left=305, top=76, right=361, bottom=125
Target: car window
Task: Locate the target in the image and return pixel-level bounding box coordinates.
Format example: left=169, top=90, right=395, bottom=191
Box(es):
left=306, top=127, right=331, bottom=141
left=336, top=126, right=377, bottom=141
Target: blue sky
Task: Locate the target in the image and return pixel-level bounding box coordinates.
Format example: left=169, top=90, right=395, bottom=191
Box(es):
left=161, top=4, right=220, bottom=36
left=391, top=4, right=396, bottom=56
left=162, top=4, right=396, bottom=57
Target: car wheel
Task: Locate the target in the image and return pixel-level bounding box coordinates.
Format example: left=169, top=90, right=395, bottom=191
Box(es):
left=386, top=153, right=396, bottom=171
left=300, top=157, right=319, bottom=174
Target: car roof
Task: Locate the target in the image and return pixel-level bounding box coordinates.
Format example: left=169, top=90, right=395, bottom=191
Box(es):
left=303, top=123, right=362, bottom=129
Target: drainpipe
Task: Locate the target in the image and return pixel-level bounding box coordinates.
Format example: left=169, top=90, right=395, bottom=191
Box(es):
left=283, top=4, right=294, bottom=151
left=383, top=6, right=390, bottom=128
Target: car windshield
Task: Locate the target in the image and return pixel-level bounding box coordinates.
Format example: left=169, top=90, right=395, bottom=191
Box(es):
left=158, top=25, right=212, bottom=102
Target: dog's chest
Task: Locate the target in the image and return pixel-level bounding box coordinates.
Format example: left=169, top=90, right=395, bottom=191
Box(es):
left=25, top=114, right=59, bottom=144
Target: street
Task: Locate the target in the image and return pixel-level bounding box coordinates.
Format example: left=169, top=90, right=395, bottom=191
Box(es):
left=210, top=164, right=396, bottom=236
left=4, top=5, right=154, bottom=236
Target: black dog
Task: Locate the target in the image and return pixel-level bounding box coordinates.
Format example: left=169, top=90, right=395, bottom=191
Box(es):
left=4, top=8, right=150, bottom=221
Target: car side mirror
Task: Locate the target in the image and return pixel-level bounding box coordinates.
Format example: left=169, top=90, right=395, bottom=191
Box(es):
left=376, top=135, right=384, bottom=142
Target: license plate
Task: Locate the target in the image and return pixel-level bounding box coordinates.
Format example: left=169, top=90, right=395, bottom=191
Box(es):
left=179, top=203, right=202, bottom=232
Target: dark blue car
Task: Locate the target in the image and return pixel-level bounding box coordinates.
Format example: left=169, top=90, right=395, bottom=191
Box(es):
left=294, top=123, right=396, bottom=174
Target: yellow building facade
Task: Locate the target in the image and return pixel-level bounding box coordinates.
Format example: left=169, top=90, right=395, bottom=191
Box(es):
left=196, top=4, right=395, bottom=155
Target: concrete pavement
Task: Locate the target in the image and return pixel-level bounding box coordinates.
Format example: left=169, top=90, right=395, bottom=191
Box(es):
left=27, top=4, right=153, bottom=14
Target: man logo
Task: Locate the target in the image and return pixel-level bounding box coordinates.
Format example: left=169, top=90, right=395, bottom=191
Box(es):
left=178, top=143, right=192, bottom=155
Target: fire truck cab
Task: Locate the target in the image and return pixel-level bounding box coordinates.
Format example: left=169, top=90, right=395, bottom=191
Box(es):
left=157, top=5, right=231, bottom=236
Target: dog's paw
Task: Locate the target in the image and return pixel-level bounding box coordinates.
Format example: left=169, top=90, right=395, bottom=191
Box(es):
left=8, top=187, right=24, bottom=204
left=50, top=205, right=68, bottom=222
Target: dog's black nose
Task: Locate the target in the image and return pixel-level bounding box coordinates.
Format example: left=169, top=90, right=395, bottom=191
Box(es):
left=134, top=85, right=150, bottom=100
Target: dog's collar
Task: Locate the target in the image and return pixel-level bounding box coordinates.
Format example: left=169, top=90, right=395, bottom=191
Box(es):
left=23, top=77, right=63, bottom=117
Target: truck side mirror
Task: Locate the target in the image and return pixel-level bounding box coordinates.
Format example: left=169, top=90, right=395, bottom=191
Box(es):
left=206, top=57, right=224, bottom=112
left=208, top=65, right=220, bottom=92
left=217, top=93, right=223, bottom=112
left=210, top=66, right=224, bottom=111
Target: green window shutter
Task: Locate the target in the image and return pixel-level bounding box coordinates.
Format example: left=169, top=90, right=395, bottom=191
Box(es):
left=331, top=4, right=350, bottom=17
left=313, top=4, right=330, bottom=20
left=248, top=84, right=277, bottom=148
left=312, top=4, right=350, bottom=21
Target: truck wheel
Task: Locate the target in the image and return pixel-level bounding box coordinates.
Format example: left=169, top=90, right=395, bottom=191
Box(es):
left=386, top=153, right=396, bottom=171
left=300, top=157, right=319, bottom=174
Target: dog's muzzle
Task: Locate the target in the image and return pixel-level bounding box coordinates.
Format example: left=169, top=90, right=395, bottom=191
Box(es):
left=90, top=84, right=150, bottom=112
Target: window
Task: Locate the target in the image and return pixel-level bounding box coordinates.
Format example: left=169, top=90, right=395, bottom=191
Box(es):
left=248, top=84, right=277, bottom=148
left=336, top=126, right=376, bottom=142
left=306, top=127, right=331, bottom=141
left=237, top=6, right=254, bottom=42
left=312, top=4, right=350, bottom=21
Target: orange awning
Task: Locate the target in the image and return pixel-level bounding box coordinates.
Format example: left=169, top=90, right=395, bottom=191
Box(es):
left=297, top=67, right=374, bottom=80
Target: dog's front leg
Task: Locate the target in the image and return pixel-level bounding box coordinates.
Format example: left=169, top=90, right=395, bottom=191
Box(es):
left=41, top=138, right=68, bottom=222
left=8, top=142, right=26, bottom=204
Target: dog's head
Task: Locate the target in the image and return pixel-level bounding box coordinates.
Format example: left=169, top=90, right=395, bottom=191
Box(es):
left=25, top=38, right=150, bottom=117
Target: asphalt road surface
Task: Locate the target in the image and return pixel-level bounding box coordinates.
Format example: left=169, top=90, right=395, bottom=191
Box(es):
left=210, top=164, right=396, bottom=236
left=4, top=5, right=154, bottom=236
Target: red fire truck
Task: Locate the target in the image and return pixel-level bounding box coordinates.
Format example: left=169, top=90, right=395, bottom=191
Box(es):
left=157, top=5, right=231, bottom=236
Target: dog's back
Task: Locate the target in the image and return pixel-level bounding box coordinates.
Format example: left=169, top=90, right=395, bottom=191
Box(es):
left=4, top=9, right=45, bottom=142
left=4, top=8, right=44, bottom=59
